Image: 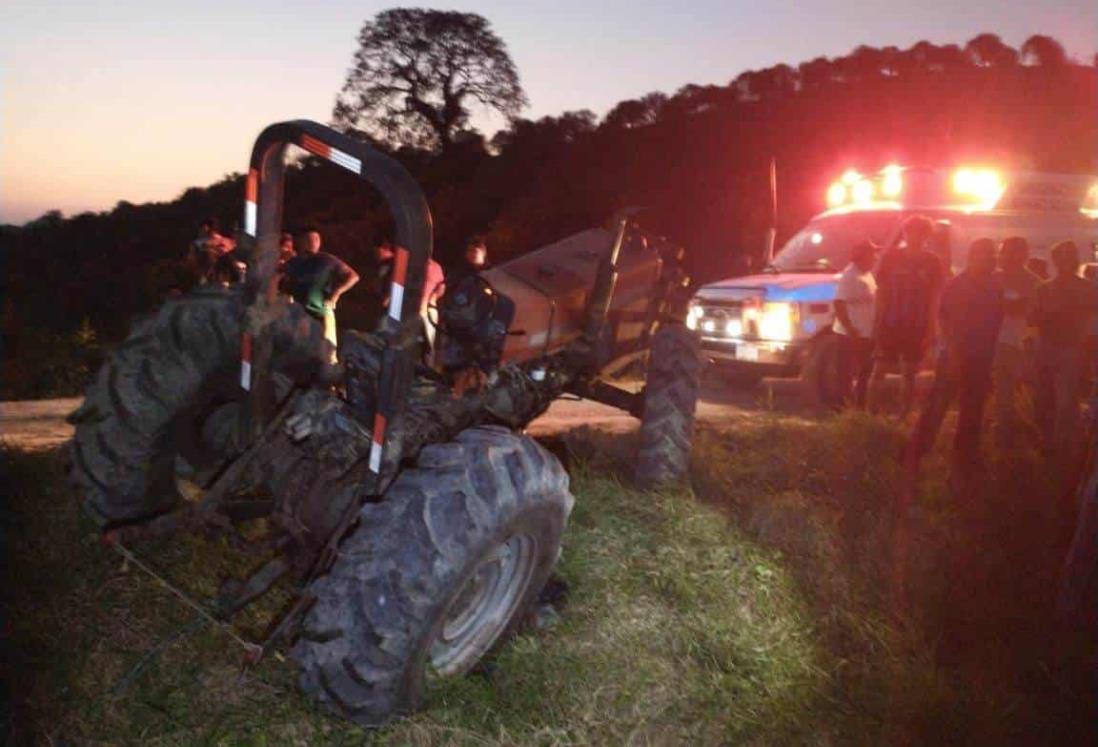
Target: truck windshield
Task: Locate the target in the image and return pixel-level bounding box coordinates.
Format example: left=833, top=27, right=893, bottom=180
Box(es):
left=772, top=211, right=902, bottom=272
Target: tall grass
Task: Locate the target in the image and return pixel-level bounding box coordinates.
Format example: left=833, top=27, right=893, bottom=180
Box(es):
left=3, top=408, right=1093, bottom=744
left=685, top=410, right=1094, bottom=744
left=3, top=446, right=826, bottom=745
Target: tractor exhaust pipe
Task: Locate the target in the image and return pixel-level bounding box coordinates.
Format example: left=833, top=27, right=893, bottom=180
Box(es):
left=582, top=215, right=630, bottom=344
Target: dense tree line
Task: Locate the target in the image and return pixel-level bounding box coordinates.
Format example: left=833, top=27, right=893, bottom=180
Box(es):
left=2, top=32, right=1095, bottom=398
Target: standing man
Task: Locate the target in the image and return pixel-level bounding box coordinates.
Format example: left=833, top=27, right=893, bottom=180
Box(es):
left=421, top=251, right=446, bottom=350
left=449, top=238, right=489, bottom=288
left=464, top=239, right=489, bottom=274
left=992, top=237, right=1040, bottom=447
left=870, top=215, right=946, bottom=416
left=277, top=232, right=295, bottom=270
left=1032, top=241, right=1097, bottom=460
left=187, top=217, right=233, bottom=284
left=283, top=228, right=359, bottom=357
left=832, top=240, right=878, bottom=409
left=908, top=238, right=1004, bottom=468
left=375, top=239, right=445, bottom=353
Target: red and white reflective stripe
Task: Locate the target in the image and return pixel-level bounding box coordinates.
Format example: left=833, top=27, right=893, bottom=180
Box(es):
left=368, top=413, right=387, bottom=473
left=244, top=169, right=258, bottom=236
left=240, top=333, right=253, bottom=390
left=388, top=248, right=408, bottom=322
left=299, top=134, right=362, bottom=175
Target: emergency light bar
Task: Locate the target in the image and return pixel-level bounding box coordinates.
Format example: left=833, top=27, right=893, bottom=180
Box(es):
left=825, top=165, right=1006, bottom=210
left=826, top=165, right=904, bottom=208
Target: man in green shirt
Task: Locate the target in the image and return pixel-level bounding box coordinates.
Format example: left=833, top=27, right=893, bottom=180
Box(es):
left=283, top=228, right=360, bottom=359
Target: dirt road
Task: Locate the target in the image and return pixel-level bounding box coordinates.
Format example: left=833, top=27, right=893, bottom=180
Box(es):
left=0, top=380, right=811, bottom=451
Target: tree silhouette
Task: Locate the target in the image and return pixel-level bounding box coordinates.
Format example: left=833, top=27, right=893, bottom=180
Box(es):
left=797, top=57, right=833, bottom=89
left=1021, top=34, right=1068, bottom=67
left=333, top=8, right=527, bottom=151
left=964, top=33, right=1019, bottom=68
left=846, top=45, right=886, bottom=78
left=603, top=93, right=668, bottom=130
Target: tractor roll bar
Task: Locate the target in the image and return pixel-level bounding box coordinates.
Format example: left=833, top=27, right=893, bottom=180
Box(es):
left=242, top=119, right=433, bottom=317
left=238, top=120, right=434, bottom=490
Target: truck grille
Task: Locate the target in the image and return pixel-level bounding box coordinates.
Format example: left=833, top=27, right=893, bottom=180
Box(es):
left=696, top=301, right=757, bottom=340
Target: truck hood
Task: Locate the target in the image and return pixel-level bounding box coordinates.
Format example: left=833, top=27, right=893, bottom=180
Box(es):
left=694, top=273, right=840, bottom=303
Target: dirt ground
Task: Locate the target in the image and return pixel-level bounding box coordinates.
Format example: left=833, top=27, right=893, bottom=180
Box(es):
left=0, top=377, right=816, bottom=449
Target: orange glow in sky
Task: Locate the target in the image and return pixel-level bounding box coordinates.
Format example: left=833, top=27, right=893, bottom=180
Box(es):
left=2, top=0, right=1094, bottom=224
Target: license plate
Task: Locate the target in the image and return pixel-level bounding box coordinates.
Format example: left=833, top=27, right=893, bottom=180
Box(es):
left=735, top=343, right=759, bottom=362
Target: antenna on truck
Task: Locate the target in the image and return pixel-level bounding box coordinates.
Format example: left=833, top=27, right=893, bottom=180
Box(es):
left=764, top=156, right=778, bottom=265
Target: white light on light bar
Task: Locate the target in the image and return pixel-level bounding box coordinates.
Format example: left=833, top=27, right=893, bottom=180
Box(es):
left=952, top=167, right=1004, bottom=207
left=827, top=182, right=847, bottom=207
left=852, top=180, right=874, bottom=204
left=881, top=164, right=903, bottom=198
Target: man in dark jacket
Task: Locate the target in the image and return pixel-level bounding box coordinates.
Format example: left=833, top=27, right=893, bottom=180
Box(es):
left=870, top=215, right=946, bottom=416
left=908, top=238, right=1004, bottom=466
left=1032, top=241, right=1098, bottom=459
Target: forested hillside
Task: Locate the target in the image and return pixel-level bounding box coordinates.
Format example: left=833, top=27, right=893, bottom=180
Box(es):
left=2, top=33, right=1095, bottom=398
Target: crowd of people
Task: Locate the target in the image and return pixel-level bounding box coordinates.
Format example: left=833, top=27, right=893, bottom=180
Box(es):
left=186, top=217, right=491, bottom=358
left=829, top=214, right=1098, bottom=472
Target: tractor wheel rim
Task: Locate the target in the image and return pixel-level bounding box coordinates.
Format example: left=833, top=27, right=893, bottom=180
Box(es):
left=429, top=532, right=539, bottom=676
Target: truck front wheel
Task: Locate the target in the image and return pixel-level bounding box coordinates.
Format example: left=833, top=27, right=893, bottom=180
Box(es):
left=802, top=333, right=842, bottom=408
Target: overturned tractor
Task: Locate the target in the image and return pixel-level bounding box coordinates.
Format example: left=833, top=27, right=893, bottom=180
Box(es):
left=67, top=120, right=700, bottom=725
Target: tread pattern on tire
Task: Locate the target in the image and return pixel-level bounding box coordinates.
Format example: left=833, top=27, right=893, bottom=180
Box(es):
left=291, top=425, right=573, bottom=727
left=635, top=324, right=701, bottom=488
left=68, top=286, right=327, bottom=525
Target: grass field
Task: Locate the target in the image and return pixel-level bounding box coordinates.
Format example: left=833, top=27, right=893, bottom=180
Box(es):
left=3, top=409, right=1095, bottom=745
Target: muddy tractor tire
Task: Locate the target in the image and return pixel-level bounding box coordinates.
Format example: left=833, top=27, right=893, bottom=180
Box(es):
left=67, top=286, right=327, bottom=525
left=292, top=426, right=573, bottom=727
left=635, top=324, right=701, bottom=489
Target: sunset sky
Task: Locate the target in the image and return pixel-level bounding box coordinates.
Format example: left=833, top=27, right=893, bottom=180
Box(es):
left=2, top=0, right=1095, bottom=224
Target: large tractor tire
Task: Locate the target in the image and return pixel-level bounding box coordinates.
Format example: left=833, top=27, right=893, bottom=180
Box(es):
left=292, top=426, right=573, bottom=727
left=635, top=324, right=701, bottom=489
left=67, top=286, right=327, bottom=526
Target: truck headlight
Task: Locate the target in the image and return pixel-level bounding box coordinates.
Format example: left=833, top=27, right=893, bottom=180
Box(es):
left=758, top=302, right=796, bottom=341
left=686, top=302, right=703, bottom=331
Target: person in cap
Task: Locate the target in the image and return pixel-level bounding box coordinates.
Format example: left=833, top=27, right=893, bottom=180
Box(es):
left=832, top=239, right=879, bottom=409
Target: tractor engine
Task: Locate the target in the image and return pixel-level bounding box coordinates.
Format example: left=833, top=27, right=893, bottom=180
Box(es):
left=436, top=274, right=516, bottom=374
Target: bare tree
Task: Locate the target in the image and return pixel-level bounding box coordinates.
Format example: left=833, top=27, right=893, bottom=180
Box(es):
left=333, top=8, right=527, bottom=151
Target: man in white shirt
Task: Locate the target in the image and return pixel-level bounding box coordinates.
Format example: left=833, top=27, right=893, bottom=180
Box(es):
left=832, top=240, right=879, bottom=408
